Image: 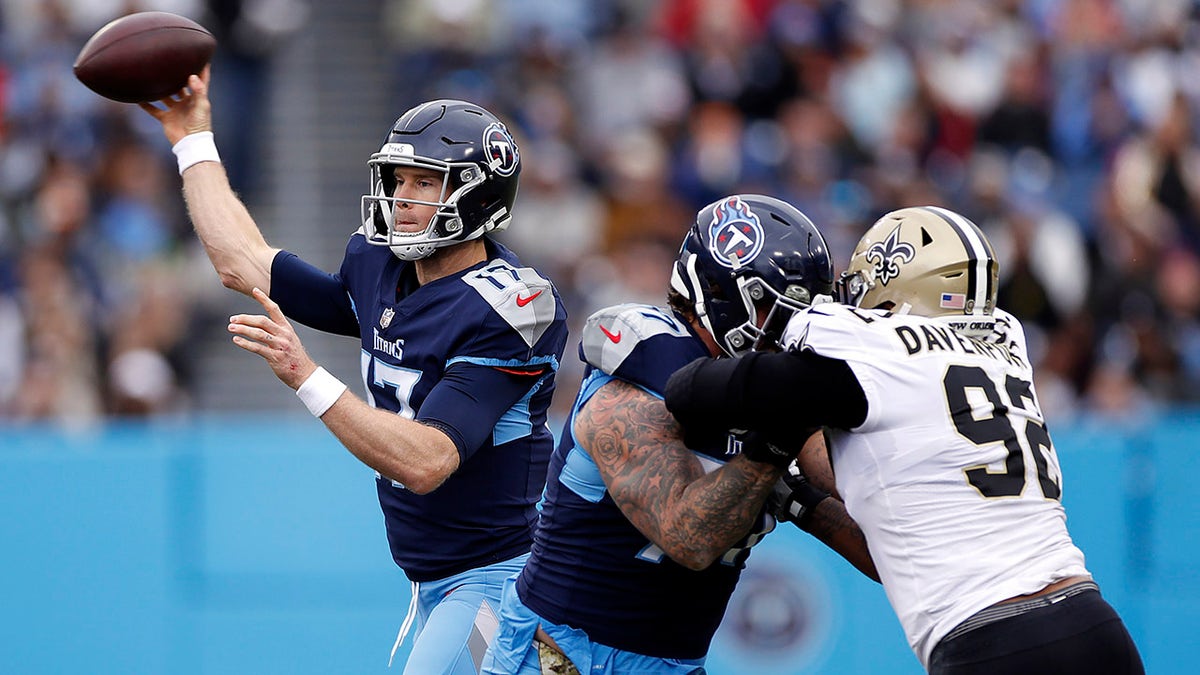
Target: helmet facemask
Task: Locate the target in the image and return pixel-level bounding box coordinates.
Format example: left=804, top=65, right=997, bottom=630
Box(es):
left=748, top=277, right=827, bottom=353
left=361, top=148, right=489, bottom=261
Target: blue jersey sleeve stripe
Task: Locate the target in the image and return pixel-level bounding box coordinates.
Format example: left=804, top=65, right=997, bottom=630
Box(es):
left=556, top=370, right=663, bottom=503
left=446, top=355, right=561, bottom=371
left=419, top=364, right=550, bottom=460
left=493, top=397, right=533, bottom=446
left=560, top=445, right=607, bottom=503
left=557, top=371, right=615, bottom=502
left=495, top=369, right=556, bottom=445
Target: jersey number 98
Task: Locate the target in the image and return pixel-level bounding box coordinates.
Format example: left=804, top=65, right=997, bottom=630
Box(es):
left=943, top=365, right=1061, bottom=500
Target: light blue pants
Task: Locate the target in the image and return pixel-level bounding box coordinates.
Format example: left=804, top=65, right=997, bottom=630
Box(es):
left=396, top=554, right=529, bottom=675
left=481, top=573, right=707, bottom=675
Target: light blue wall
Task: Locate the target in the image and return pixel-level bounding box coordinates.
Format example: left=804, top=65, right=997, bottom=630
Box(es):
left=1, top=412, right=1195, bottom=674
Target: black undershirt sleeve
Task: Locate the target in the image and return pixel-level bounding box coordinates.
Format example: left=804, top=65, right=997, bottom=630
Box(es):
left=663, top=350, right=868, bottom=437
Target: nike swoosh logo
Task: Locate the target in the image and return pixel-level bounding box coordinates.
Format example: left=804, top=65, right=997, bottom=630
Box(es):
left=515, top=290, right=543, bottom=307
left=599, top=325, right=622, bottom=343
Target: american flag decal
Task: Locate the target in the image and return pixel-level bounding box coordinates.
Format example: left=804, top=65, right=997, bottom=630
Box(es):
left=940, top=293, right=966, bottom=310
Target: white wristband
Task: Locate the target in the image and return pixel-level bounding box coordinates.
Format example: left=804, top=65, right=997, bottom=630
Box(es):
left=296, top=367, right=347, bottom=418
left=171, top=131, right=221, bottom=175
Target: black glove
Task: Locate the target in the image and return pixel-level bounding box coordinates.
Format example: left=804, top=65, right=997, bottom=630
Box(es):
left=770, top=462, right=831, bottom=530
left=734, top=429, right=795, bottom=469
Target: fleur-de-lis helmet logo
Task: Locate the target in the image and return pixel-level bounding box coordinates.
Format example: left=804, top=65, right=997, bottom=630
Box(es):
left=865, top=224, right=914, bottom=286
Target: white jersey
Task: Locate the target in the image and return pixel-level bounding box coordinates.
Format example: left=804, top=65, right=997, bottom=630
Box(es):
left=782, top=305, right=1088, bottom=668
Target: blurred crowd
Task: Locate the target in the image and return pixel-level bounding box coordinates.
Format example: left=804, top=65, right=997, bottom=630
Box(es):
left=3, top=0, right=1200, bottom=424
left=0, top=0, right=299, bottom=422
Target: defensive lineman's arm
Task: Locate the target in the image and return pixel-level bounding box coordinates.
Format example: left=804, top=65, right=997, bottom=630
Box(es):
left=794, top=433, right=879, bottom=581
left=574, top=379, right=787, bottom=571
left=140, top=67, right=278, bottom=295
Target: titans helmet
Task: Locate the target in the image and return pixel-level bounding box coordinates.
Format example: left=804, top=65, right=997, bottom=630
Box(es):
left=360, top=99, right=521, bottom=261
left=838, top=205, right=999, bottom=337
left=670, top=194, right=835, bottom=356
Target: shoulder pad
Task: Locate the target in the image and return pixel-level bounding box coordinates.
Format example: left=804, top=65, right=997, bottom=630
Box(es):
left=782, top=303, right=893, bottom=352
left=987, top=307, right=1029, bottom=362
left=581, top=303, right=707, bottom=394
left=462, top=258, right=560, bottom=348
left=783, top=303, right=851, bottom=350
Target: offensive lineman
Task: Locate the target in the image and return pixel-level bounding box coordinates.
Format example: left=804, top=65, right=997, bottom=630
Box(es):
left=484, top=195, right=875, bottom=674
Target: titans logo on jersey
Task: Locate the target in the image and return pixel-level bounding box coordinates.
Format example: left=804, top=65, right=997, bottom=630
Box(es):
left=270, top=235, right=568, bottom=582
left=516, top=304, right=776, bottom=659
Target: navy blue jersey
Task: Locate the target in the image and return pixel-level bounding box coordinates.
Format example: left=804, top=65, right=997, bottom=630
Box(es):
left=270, top=235, right=568, bottom=582
left=516, top=304, right=776, bottom=659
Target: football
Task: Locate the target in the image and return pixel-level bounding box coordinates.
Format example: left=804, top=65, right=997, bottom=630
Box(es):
left=74, top=11, right=215, bottom=104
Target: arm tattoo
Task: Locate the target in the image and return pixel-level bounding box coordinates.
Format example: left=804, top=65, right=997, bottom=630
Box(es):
left=576, top=379, right=781, bottom=568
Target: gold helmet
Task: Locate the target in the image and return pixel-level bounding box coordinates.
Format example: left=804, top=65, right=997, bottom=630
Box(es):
left=837, top=206, right=999, bottom=337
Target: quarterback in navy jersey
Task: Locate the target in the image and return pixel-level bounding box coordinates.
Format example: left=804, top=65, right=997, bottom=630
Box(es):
left=483, top=195, right=875, bottom=674
left=144, top=75, right=567, bottom=674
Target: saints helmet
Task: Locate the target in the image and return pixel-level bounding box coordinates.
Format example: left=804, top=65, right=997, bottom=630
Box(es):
left=361, top=99, right=521, bottom=261
left=671, top=194, right=835, bottom=356
left=838, top=206, right=999, bottom=337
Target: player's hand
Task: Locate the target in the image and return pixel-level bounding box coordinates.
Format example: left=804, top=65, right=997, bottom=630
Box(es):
left=137, top=65, right=212, bottom=145
left=735, top=429, right=796, bottom=469
left=228, top=287, right=317, bottom=390
left=769, top=461, right=831, bottom=530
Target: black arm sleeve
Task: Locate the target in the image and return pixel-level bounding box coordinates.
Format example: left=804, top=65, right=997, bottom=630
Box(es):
left=664, top=350, right=868, bottom=435
left=269, top=251, right=359, bottom=337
